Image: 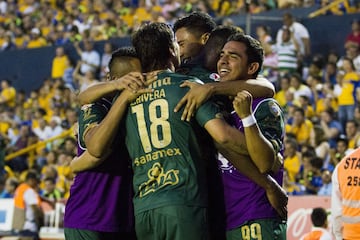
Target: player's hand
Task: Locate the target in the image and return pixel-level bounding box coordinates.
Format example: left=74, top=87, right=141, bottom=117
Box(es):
left=265, top=175, right=288, bottom=220
left=143, top=70, right=162, bottom=85
left=174, top=81, right=212, bottom=122
left=112, top=72, right=145, bottom=92
left=232, top=90, right=253, bottom=119
left=271, top=152, right=283, bottom=174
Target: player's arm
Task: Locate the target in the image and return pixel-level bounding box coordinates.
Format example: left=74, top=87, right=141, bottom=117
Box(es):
left=209, top=76, right=274, bottom=97
left=174, top=77, right=274, bottom=121
left=70, top=150, right=109, bottom=173
left=204, top=118, right=248, bottom=155
left=233, top=90, right=278, bottom=173
left=202, top=112, right=287, bottom=219
left=85, top=73, right=153, bottom=158
left=218, top=147, right=287, bottom=220
left=77, top=72, right=147, bottom=105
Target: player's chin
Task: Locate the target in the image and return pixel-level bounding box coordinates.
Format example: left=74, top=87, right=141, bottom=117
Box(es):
left=219, top=74, right=231, bottom=82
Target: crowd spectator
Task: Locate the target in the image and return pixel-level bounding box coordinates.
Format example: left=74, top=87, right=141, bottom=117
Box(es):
left=337, top=41, right=360, bottom=72
left=73, top=39, right=100, bottom=75
left=275, top=74, right=291, bottom=109
left=345, top=119, right=360, bottom=149
left=319, top=108, right=343, bottom=149
left=0, top=176, right=18, bottom=198
left=13, top=170, right=43, bottom=240
left=40, top=176, right=63, bottom=204
left=303, top=156, right=323, bottom=195
left=286, top=107, right=315, bottom=146
left=313, top=125, right=332, bottom=168
left=284, top=137, right=302, bottom=184
left=275, top=26, right=300, bottom=76
left=0, top=79, right=16, bottom=109
left=276, top=12, right=311, bottom=59
left=317, top=169, right=332, bottom=196
left=345, top=19, right=360, bottom=49
left=72, top=60, right=100, bottom=93
left=289, top=72, right=312, bottom=106
left=301, top=207, right=332, bottom=240
left=51, top=46, right=71, bottom=80
left=26, top=28, right=48, bottom=49
left=99, top=42, right=113, bottom=80
left=335, top=57, right=360, bottom=129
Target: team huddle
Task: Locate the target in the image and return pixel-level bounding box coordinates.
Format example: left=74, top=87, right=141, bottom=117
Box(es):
left=63, top=12, right=287, bottom=240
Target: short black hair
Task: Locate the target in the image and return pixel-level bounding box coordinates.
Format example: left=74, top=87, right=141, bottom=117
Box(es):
left=293, top=106, right=305, bottom=116
left=108, top=46, right=138, bottom=71
left=26, top=170, right=40, bottom=182
left=311, top=207, right=328, bottom=227
left=205, top=25, right=243, bottom=53
left=132, top=22, right=175, bottom=72
left=310, top=157, right=324, bottom=170
left=173, top=11, right=216, bottom=38
left=226, top=33, right=264, bottom=77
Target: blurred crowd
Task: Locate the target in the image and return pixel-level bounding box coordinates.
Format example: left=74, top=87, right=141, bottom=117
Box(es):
left=0, top=0, right=359, bottom=51
left=1, top=0, right=360, bottom=228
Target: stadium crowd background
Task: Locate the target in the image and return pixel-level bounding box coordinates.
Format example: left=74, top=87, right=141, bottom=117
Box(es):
left=0, top=0, right=360, bottom=232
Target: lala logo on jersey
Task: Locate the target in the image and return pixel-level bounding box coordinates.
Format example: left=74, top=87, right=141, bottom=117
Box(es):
left=139, top=162, right=179, bottom=197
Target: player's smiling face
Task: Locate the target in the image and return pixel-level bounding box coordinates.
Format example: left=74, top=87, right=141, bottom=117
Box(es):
left=217, top=41, right=249, bottom=82
left=175, top=27, right=204, bottom=63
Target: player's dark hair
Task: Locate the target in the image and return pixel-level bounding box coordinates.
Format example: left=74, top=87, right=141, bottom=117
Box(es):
left=173, top=11, right=216, bottom=38
left=108, top=46, right=138, bottom=71
left=132, top=22, right=174, bottom=72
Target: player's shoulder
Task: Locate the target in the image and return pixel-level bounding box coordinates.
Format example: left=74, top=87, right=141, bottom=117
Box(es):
left=80, top=97, right=112, bottom=113
left=254, top=98, right=282, bottom=116
left=168, top=71, right=205, bottom=85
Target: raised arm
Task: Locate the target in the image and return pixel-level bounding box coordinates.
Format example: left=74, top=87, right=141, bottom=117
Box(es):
left=174, top=77, right=275, bottom=121
left=85, top=73, right=153, bottom=158
left=72, top=61, right=83, bottom=84
left=73, top=41, right=83, bottom=57
left=203, top=114, right=287, bottom=219
left=233, top=90, right=278, bottom=173
left=77, top=72, right=147, bottom=105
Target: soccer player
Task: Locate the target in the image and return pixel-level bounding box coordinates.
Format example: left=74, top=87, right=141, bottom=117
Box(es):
left=218, top=33, right=287, bottom=240
left=64, top=47, right=149, bottom=240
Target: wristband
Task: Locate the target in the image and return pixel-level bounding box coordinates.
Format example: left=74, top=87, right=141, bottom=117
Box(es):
left=242, top=114, right=257, bottom=127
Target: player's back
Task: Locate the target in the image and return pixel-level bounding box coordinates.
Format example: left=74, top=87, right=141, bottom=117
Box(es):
left=65, top=98, right=134, bottom=232
left=125, top=70, right=220, bottom=214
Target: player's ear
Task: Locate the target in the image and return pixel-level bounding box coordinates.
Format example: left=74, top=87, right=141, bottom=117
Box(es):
left=200, top=32, right=210, bottom=44
left=105, top=72, right=111, bottom=82
left=248, top=62, right=260, bottom=75
left=169, top=46, right=176, bottom=58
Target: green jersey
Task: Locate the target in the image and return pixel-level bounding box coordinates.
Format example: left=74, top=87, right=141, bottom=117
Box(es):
left=176, top=63, right=219, bottom=84
left=125, top=70, right=221, bottom=214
